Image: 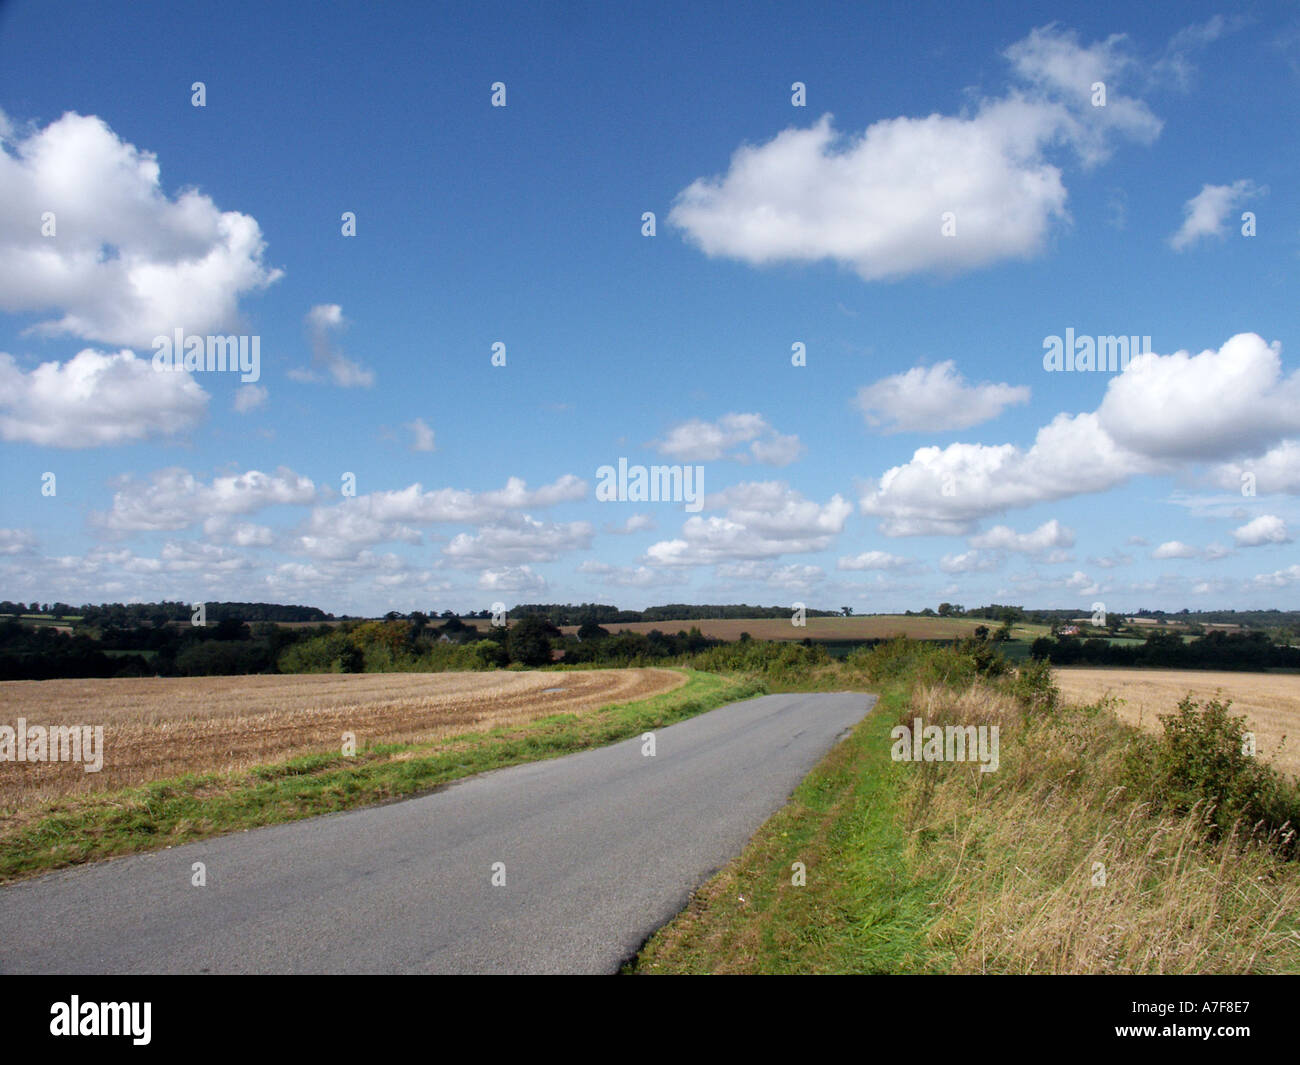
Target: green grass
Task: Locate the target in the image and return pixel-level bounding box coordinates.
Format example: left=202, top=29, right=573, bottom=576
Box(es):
left=0, top=669, right=762, bottom=883
left=628, top=681, right=941, bottom=974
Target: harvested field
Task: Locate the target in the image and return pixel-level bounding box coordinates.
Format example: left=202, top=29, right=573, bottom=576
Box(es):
left=1055, top=667, right=1300, bottom=776
left=0, top=668, right=685, bottom=810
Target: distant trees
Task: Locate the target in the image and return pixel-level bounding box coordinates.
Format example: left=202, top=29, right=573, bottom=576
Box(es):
left=1029, top=629, right=1300, bottom=670
left=507, top=615, right=562, bottom=666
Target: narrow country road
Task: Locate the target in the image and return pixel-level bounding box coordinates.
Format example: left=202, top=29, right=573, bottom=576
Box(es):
left=0, top=691, right=874, bottom=974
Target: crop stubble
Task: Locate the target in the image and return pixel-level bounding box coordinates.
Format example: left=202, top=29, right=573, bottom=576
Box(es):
left=0, top=668, right=685, bottom=810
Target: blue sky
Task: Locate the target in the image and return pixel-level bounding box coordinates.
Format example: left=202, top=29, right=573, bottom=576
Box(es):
left=0, top=0, right=1297, bottom=616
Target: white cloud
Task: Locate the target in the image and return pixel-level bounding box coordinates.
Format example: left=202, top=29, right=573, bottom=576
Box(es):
left=855, top=361, right=1030, bottom=433
left=293, top=475, right=587, bottom=558
left=233, top=384, right=267, bottom=413
left=224, top=522, right=275, bottom=548
left=655, top=412, right=803, bottom=465
left=939, top=550, right=999, bottom=574
left=478, top=566, right=547, bottom=594
left=159, top=540, right=255, bottom=573
left=1232, top=514, right=1292, bottom=547
left=577, top=561, right=689, bottom=588
left=289, top=304, right=374, bottom=387
left=96, top=466, right=319, bottom=532
left=0, top=110, right=282, bottom=347
left=0, top=349, right=208, bottom=447
left=715, top=561, right=824, bottom=591
left=406, top=417, right=436, bottom=452
left=603, top=513, right=655, bottom=535
left=669, top=27, right=1159, bottom=282
left=861, top=334, right=1298, bottom=535
left=836, top=550, right=911, bottom=571
left=861, top=411, right=1150, bottom=536
left=970, top=519, right=1075, bottom=554
left=1065, top=570, right=1101, bottom=596
left=1254, top=564, right=1300, bottom=588
left=1169, top=179, right=1262, bottom=250
left=1096, top=334, right=1300, bottom=461
left=1210, top=440, right=1300, bottom=495
left=1152, top=540, right=1199, bottom=559
left=0, top=529, right=36, bottom=555
left=443, top=516, right=593, bottom=567
left=646, top=482, right=851, bottom=565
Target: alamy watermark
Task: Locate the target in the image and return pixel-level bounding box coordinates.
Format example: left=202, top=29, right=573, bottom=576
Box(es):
left=50, top=997, right=150, bottom=1045
left=596, top=458, right=703, bottom=513
left=891, top=717, right=999, bottom=773
left=1042, top=329, right=1151, bottom=373
left=0, top=720, right=104, bottom=772
left=152, top=328, right=261, bottom=382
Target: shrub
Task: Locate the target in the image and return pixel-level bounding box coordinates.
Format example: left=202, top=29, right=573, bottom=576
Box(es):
left=1134, top=694, right=1300, bottom=848
left=1009, top=657, right=1059, bottom=713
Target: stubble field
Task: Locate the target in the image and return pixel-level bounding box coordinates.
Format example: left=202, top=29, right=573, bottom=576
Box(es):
left=0, top=668, right=685, bottom=810
left=1055, top=667, right=1300, bottom=775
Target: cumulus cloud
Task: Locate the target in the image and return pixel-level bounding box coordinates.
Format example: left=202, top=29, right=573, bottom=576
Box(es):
left=293, top=475, right=587, bottom=558
left=1151, top=540, right=1199, bottom=559
left=855, top=361, right=1030, bottom=433
left=646, top=482, right=851, bottom=565
left=970, top=519, right=1075, bottom=554
left=443, top=516, right=593, bottom=567
left=1254, top=564, right=1300, bottom=588
left=1096, top=334, right=1300, bottom=461
left=1232, top=514, right=1292, bottom=546
left=1065, top=570, right=1101, bottom=596
left=0, top=110, right=282, bottom=347
left=1209, top=440, right=1300, bottom=495
left=1169, top=179, right=1262, bottom=250
left=861, top=411, right=1151, bottom=536
left=0, top=349, right=208, bottom=446
left=939, top=550, right=1000, bottom=575
left=655, top=412, right=803, bottom=465
left=669, top=26, right=1160, bottom=282
left=95, top=466, right=319, bottom=532
left=478, top=566, right=546, bottom=594
left=289, top=304, right=374, bottom=387
left=861, top=334, right=1297, bottom=535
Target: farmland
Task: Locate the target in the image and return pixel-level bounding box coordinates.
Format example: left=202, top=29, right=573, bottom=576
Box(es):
left=1056, top=667, right=1300, bottom=776
left=558, top=614, right=1051, bottom=642
left=0, top=667, right=684, bottom=811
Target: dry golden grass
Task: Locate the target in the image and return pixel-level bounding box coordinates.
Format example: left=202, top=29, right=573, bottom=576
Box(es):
left=0, top=668, right=684, bottom=811
left=1055, top=667, right=1300, bottom=776
left=903, top=682, right=1300, bottom=974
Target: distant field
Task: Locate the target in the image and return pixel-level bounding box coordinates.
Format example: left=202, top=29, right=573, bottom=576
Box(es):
left=0, top=667, right=684, bottom=810
left=558, top=615, right=1050, bottom=642
left=1056, top=667, right=1300, bottom=776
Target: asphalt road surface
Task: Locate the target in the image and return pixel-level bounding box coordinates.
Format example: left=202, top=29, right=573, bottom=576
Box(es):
left=0, top=690, right=875, bottom=974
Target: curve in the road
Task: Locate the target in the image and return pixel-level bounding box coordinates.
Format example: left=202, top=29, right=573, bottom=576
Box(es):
left=0, top=690, right=875, bottom=974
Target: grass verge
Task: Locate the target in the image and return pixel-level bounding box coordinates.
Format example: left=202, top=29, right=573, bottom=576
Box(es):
left=632, top=638, right=1300, bottom=974
left=0, top=669, right=762, bottom=884
left=629, top=680, right=940, bottom=973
